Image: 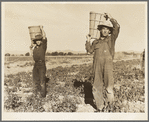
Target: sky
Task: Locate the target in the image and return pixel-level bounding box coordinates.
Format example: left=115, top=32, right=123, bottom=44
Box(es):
left=2, top=2, right=147, bottom=54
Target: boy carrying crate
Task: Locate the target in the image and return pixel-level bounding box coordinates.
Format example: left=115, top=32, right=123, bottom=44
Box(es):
left=29, top=25, right=48, bottom=97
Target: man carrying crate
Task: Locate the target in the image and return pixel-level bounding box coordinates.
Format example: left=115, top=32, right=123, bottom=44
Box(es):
left=30, top=25, right=48, bottom=97
left=85, top=13, right=120, bottom=111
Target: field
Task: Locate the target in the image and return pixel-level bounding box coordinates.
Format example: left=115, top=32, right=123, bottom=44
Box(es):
left=4, top=55, right=145, bottom=112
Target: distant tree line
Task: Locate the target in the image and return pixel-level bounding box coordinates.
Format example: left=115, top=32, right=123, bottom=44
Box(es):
left=5, top=51, right=88, bottom=56
left=5, top=52, right=30, bottom=56
left=45, top=51, right=88, bottom=56
left=46, top=51, right=73, bottom=56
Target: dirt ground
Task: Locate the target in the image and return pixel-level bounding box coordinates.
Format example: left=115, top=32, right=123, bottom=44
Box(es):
left=4, top=56, right=141, bottom=76
left=4, top=57, right=93, bottom=76
left=3, top=56, right=144, bottom=113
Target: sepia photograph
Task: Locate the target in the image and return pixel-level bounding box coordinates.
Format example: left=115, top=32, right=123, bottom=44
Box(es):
left=2, top=1, right=148, bottom=120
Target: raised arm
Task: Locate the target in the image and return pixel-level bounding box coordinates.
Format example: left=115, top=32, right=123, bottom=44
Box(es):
left=104, top=13, right=120, bottom=41
left=40, top=25, right=47, bottom=51
left=110, top=18, right=120, bottom=40
left=40, top=25, right=46, bottom=39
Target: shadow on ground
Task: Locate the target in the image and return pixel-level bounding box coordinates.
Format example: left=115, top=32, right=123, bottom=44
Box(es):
left=73, top=79, right=97, bottom=110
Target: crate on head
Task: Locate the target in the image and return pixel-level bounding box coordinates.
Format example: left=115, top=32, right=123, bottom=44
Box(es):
left=89, top=12, right=107, bottom=39
left=28, top=26, right=42, bottom=41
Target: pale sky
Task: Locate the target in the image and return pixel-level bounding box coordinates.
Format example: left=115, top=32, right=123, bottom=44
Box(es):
left=2, top=2, right=147, bottom=54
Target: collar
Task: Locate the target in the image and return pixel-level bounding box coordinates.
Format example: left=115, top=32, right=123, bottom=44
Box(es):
left=97, top=36, right=110, bottom=43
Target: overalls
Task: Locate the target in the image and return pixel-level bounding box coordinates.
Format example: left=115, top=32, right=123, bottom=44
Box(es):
left=92, top=37, right=114, bottom=109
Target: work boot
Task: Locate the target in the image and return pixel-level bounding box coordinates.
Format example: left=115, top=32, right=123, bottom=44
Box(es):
left=106, top=90, right=114, bottom=103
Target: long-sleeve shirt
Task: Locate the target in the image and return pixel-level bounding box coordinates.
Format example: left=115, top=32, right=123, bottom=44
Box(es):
left=33, top=38, right=47, bottom=62
left=85, top=18, right=120, bottom=59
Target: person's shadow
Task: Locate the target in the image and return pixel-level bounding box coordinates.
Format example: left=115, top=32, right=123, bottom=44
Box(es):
left=73, top=79, right=97, bottom=110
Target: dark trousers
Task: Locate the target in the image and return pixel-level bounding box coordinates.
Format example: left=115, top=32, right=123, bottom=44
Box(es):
left=33, top=62, right=46, bottom=91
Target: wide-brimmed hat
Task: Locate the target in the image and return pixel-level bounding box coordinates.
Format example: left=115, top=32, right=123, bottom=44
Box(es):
left=33, top=33, right=43, bottom=41
left=97, top=21, right=113, bottom=34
